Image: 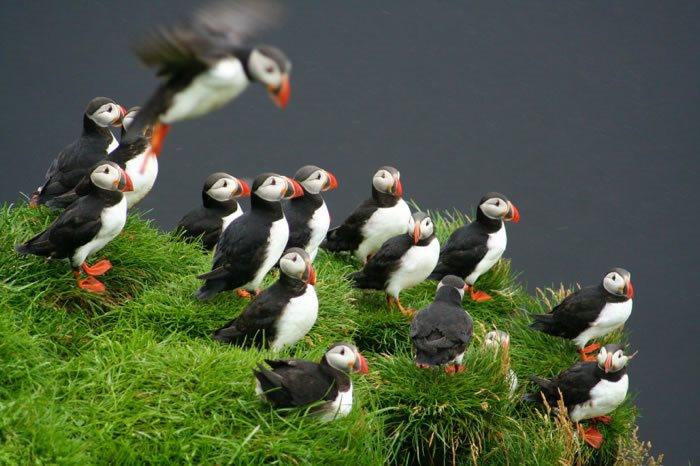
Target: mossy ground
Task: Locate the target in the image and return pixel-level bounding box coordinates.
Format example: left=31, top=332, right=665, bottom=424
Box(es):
left=0, top=204, right=661, bottom=465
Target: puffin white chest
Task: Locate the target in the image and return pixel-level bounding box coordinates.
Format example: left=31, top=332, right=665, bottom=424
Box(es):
left=466, top=224, right=507, bottom=284
left=573, top=300, right=633, bottom=348
left=569, top=374, right=629, bottom=423
left=247, top=217, right=289, bottom=290
left=358, top=199, right=411, bottom=261
left=306, top=201, right=331, bottom=260
left=161, top=58, right=249, bottom=123
left=271, top=284, right=319, bottom=351
left=319, top=384, right=354, bottom=422
left=71, top=197, right=127, bottom=266
left=386, top=238, right=440, bottom=297
left=221, top=208, right=244, bottom=232
left=106, top=133, right=119, bottom=154
left=124, top=151, right=159, bottom=208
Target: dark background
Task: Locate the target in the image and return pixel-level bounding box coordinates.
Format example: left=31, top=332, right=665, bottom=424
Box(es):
left=1, top=1, right=698, bottom=462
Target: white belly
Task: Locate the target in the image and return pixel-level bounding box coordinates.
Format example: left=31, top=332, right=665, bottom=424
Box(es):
left=71, top=198, right=127, bottom=267
left=245, top=218, right=289, bottom=291
left=386, top=237, right=440, bottom=297
left=106, top=132, right=119, bottom=153
left=466, top=224, right=507, bottom=284
left=306, top=202, right=331, bottom=261
left=569, top=375, right=629, bottom=423
left=221, top=208, right=244, bottom=232
left=270, top=285, right=319, bottom=351
left=318, top=385, right=354, bottom=422
left=573, top=300, right=633, bottom=348
left=357, top=199, right=411, bottom=261
left=124, top=150, right=159, bottom=208
left=161, top=58, right=249, bottom=123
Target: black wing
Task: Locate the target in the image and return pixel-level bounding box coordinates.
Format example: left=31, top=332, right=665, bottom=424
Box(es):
left=410, top=302, right=473, bottom=366
left=322, top=198, right=378, bottom=252
left=528, top=362, right=600, bottom=408
left=348, top=234, right=411, bottom=290
left=529, top=287, right=606, bottom=339
left=253, top=359, right=337, bottom=408
left=429, top=223, right=489, bottom=280
left=175, top=207, right=223, bottom=250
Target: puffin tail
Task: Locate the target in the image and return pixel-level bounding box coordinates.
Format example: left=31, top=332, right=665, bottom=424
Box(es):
left=45, top=191, right=79, bottom=210
left=211, top=322, right=246, bottom=345
left=194, top=279, right=227, bottom=301
left=321, top=226, right=349, bottom=252
left=528, top=314, right=554, bottom=333
left=428, top=261, right=448, bottom=281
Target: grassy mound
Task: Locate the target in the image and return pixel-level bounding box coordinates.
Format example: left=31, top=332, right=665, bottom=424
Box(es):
left=0, top=204, right=661, bottom=465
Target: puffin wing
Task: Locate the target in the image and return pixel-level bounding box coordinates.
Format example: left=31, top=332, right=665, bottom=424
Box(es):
left=530, top=287, right=607, bottom=338
left=348, top=235, right=410, bottom=289
left=431, top=224, right=488, bottom=279
left=410, top=304, right=472, bottom=364
left=323, top=198, right=378, bottom=251
left=254, top=359, right=337, bottom=408
left=175, top=207, right=223, bottom=249
left=551, top=361, right=601, bottom=407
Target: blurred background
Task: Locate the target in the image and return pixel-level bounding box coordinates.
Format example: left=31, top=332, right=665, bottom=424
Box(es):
left=1, top=1, right=698, bottom=462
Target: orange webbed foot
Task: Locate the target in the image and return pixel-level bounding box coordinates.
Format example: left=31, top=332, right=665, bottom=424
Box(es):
left=236, top=289, right=253, bottom=298
left=577, top=424, right=604, bottom=448
left=591, top=415, right=612, bottom=424
left=395, top=299, right=415, bottom=316
left=77, top=276, right=106, bottom=293
left=469, top=288, right=492, bottom=302
left=415, top=363, right=432, bottom=369
left=82, top=260, right=112, bottom=276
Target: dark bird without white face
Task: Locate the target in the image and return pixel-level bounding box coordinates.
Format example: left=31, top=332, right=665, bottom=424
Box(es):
left=195, top=172, right=303, bottom=301
left=429, top=192, right=520, bottom=301
left=253, top=342, right=368, bottom=421
left=30, top=97, right=126, bottom=207
left=348, top=211, right=439, bottom=315
left=212, top=248, right=317, bottom=350
left=175, top=172, right=251, bottom=250
left=523, top=344, right=631, bottom=448
left=126, top=0, right=292, bottom=157
left=17, top=161, right=134, bottom=293
left=285, top=165, right=338, bottom=262
left=322, top=166, right=411, bottom=263
left=529, top=268, right=634, bottom=361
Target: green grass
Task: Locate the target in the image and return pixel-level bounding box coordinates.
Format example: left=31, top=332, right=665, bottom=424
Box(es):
left=0, top=204, right=661, bottom=465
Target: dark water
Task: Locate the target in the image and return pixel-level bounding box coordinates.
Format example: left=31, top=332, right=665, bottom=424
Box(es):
left=2, top=1, right=699, bottom=462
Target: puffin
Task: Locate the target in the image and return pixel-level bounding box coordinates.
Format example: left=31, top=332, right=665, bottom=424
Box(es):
left=429, top=192, right=520, bottom=301
left=45, top=107, right=158, bottom=210
left=212, top=248, right=317, bottom=350
left=523, top=344, right=632, bottom=448
left=528, top=268, right=634, bottom=361
left=30, top=97, right=126, bottom=206
left=322, top=166, right=411, bottom=263
left=284, top=165, right=338, bottom=261
left=175, top=172, right=251, bottom=250
left=253, top=342, right=369, bottom=421
left=127, top=0, right=291, bottom=157
left=195, top=173, right=303, bottom=301
left=348, top=211, right=440, bottom=315
left=484, top=330, right=518, bottom=396
left=410, top=275, right=473, bottom=374
left=16, top=161, right=134, bottom=293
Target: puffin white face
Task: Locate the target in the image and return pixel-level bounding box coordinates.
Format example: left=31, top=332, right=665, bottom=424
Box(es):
left=279, top=248, right=315, bottom=284
left=480, top=196, right=511, bottom=220
left=436, top=275, right=467, bottom=299
left=372, top=168, right=402, bottom=196
left=121, top=108, right=139, bottom=133
left=206, top=177, right=247, bottom=202
left=603, top=269, right=634, bottom=299
left=254, top=175, right=290, bottom=202
left=407, top=213, right=434, bottom=244
left=485, top=330, right=510, bottom=351
left=596, top=345, right=630, bottom=373
left=89, top=162, right=133, bottom=192
left=248, top=47, right=291, bottom=108
left=88, top=102, right=125, bottom=127
left=325, top=343, right=368, bottom=374
left=299, top=169, right=338, bottom=195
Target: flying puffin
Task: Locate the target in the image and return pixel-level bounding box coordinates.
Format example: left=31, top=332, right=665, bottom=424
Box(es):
left=429, top=192, right=520, bottom=301
left=529, top=268, right=634, bottom=361
left=284, top=165, right=338, bottom=261
left=322, top=166, right=411, bottom=263
left=126, top=0, right=291, bottom=157
left=523, top=344, right=632, bottom=448
left=195, top=173, right=303, bottom=300
left=253, top=342, right=369, bottom=421
left=348, top=212, right=439, bottom=315
left=213, top=248, right=317, bottom=350
left=16, top=161, right=134, bottom=293
left=175, top=172, right=251, bottom=250
left=484, top=330, right=518, bottom=396
left=410, top=275, right=473, bottom=374
left=30, top=97, right=126, bottom=206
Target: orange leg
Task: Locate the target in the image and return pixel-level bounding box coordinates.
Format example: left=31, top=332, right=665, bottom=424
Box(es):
left=29, top=195, right=39, bottom=208
left=444, top=364, right=465, bottom=375
left=415, top=362, right=432, bottom=369
left=81, top=260, right=112, bottom=276
left=467, top=285, right=492, bottom=302
left=577, top=423, right=604, bottom=449
left=580, top=342, right=601, bottom=361
left=236, top=288, right=261, bottom=299
left=591, top=415, right=612, bottom=424
left=395, top=298, right=415, bottom=316
left=150, top=122, right=170, bottom=157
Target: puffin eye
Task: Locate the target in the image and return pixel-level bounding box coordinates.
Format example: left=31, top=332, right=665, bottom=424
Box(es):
left=265, top=66, right=274, bottom=73
left=107, top=106, right=112, bottom=113
left=270, top=179, right=276, bottom=186
left=103, top=167, right=109, bottom=174
left=496, top=200, right=500, bottom=206
left=317, top=173, right=322, bottom=180
left=340, top=349, right=345, bottom=356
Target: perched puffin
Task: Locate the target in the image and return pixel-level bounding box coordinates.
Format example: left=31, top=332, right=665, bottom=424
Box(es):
left=213, top=248, right=317, bottom=350
left=484, top=330, right=518, bottom=396
left=175, top=172, right=251, bottom=250
left=529, top=268, right=634, bottom=361
left=523, top=344, right=632, bottom=448
left=253, top=342, right=369, bottom=421
left=16, top=161, right=134, bottom=293
left=284, top=165, right=338, bottom=261
left=195, top=173, right=303, bottom=300
left=46, top=107, right=158, bottom=210
left=322, top=166, right=411, bottom=263
left=127, top=0, right=291, bottom=157
left=348, top=212, right=439, bottom=315
left=410, top=275, right=473, bottom=374
left=429, top=192, right=520, bottom=301
left=30, top=97, right=126, bottom=206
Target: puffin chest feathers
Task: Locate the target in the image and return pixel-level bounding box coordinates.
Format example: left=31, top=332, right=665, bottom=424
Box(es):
left=247, top=217, right=289, bottom=290
left=71, top=198, right=127, bottom=266
left=221, top=208, right=243, bottom=232
left=124, top=151, right=158, bottom=208
left=106, top=133, right=119, bottom=153
left=572, top=300, right=633, bottom=348
left=161, top=58, right=249, bottom=123
left=358, top=199, right=411, bottom=259
left=386, top=238, right=440, bottom=297
left=305, top=201, right=331, bottom=251
left=270, top=284, right=318, bottom=351
left=466, top=223, right=507, bottom=284
left=569, top=375, right=629, bottom=423
left=319, top=384, right=354, bottom=422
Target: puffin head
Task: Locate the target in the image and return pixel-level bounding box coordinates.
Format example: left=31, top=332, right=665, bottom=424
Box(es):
left=407, top=212, right=434, bottom=244
left=204, top=172, right=251, bottom=202
left=478, top=192, right=520, bottom=223
left=248, top=46, right=291, bottom=108
left=279, top=248, right=315, bottom=285
left=596, top=344, right=632, bottom=373
left=372, top=166, right=403, bottom=197
left=85, top=97, right=127, bottom=128
left=484, top=329, right=511, bottom=352
left=89, top=161, right=133, bottom=192
left=294, top=165, right=338, bottom=195
left=324, top=342, right=368, bottom=375
left=251, top=173, right=303, bottom=202
left=436, top=275, right=468, bottom=300
left=121, top=106, right=141, bottom=134
left=602, top=267, right=634, bottom=300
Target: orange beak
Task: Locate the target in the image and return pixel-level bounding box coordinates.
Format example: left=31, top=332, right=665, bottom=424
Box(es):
left=506, top=202, right=520, bottom=223
left=392, top=177, right=403, bottom=197
left=112, top=105, right=127, bottom=126
left=307, top=264, right=316, bottom=285
left=117, top=169, right=134, bottom=192
left=503, top=339, right=510, bottom=351
left=413, top=223, right=420, bottom=244
left=625, top=280, right=634, bottom=299
left=324, top=171, right=339, bottom=191
left=236, top=179, right=251, bottom=197
left=284, top=177, right=304, bottom=199
left=354, top=352, right=369, bottom=374
left=269, top=74, right=290, bottom=108
left=604, top=353, right=613, bottom=373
